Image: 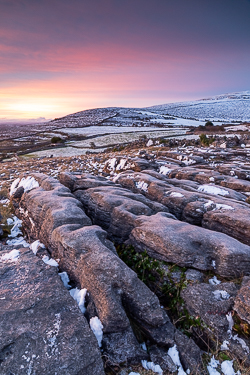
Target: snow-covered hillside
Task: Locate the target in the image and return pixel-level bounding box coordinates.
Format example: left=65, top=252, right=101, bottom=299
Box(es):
left=47, top=91, right=249, bottom=129
left=147, top=91, right=250, bottom=122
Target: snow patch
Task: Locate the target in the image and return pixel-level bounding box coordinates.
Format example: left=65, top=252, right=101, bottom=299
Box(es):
left=10, top=176, right=39, bottom=196
left=214, top=204, right=234, bottom=211
left=226, top=312, right=234, bottom=337
left=167, top=345, right=189, bottom=374
left=0, top=249, right=20, bottom=262
left=107, top=158, right=117, bottom=170
left=70, top=288, right=87, bottom=313
left=42, top=255, right=59, bottom=267
left=209, top=276, right=221, bottom=285
left=59, top=272, right=71, bottom=289
left=141, top=360, right=163, bottom=375
left=221, top=340, right=230, bottom=351
left=170, top=192, right=184, bottom=198
left=207, top=356, right=220, bottom=375
left=159, top=166, right=172, bottom=175
left=204, top=200, right=215, bottom=209
left=221, top=360, right=241, bottom=375
left=0, top=198, right=9, bottom=204
left=212, top=290, right=230, bottom=301
left=6, top=236, right=29, bottom=247
left=135, top=181, right=148, bottom=192
left=116, top=158, right=127, bottom=171
left=146, top=139, right=153, bottom=147
left=232, top=334, right=249, bottom=354
left=30, top=240, right=45, bottom=255
left=198, top=184, right=229, bottom=196
left=90, top=317, right=103, bottom=347
left=8, top=216, right=22, bottom=238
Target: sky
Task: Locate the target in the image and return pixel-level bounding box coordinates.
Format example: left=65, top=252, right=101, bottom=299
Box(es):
left=0, top=0, right=250, bottom=120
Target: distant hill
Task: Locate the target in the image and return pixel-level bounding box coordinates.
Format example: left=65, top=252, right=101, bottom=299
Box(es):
left=147, top=91, right=250, bottom=122
left=46, top=91, right=250, bottom=129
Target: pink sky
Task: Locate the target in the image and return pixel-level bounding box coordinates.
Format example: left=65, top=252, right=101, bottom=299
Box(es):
left=0, top=0, right=250, bottom=120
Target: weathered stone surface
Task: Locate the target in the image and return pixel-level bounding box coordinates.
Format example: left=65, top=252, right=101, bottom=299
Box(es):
left=0, top=211, right=2, bottom=238
left=181, top=282, right=238, bottom=336
left=12, top=185, right=24, bottom=199
left=220, top=177, right=250, bottom=192
left=185, top=269, right=205, bottom=284
left=174, top=330, right=203, bottom=372
left=234, top=276, right=250, bottom=325
left=129, top=212, right=250, bottom=277
left=59, top=171, right=116, bottom=192
left=202, top=208, right=250, bottom=246
left=51, top=225, right=169, bottom=333
left=74, top=185, right=171, bottom=243
left=217, top=164, right=250, bottom=182
left=102, top=329, right=147, bottom=366
left=149, top=346, right=176, bottom=373
left=115, top=170, right=250, bottom=245
left=0, top=246, right=105, bottom=375
left=167, top=166, right=250, bottom=195
left=181, top=282, right=250, bottom=365
left=15, top=174, right=175, bottom=365
left=13, top=173, right=92, bottom=247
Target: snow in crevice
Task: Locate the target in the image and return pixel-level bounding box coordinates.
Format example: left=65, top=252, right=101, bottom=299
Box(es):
left=209, top=276, right=221, bottom=285
left=59, top=271, right=71, bottom=289
left=70, top=288, right=87, bottom=313
left=167, top=345, right=189, bottom=375
left=207, top=356, right=220, bottom=375
left=141, top=360, right=163, bottom=375
left=42, top=255, right=59, bottom=267
left=90, top=316, right=103, bottom=347
left=226, top=312, right=234, bottom=337
left=221, top=340, right=230, bottom=351
left=30, top=240, right=45, bottom=255
left=6, top=216, right=30, bottom=247
left=232, top=334, right=249, bottom=354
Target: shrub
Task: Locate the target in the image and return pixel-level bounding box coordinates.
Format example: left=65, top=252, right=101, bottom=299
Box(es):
left=199, top=133, right=215, bottom=146
left=51, top=136, right=64, bottom=144
left=205, top=121, right=214, bottom=127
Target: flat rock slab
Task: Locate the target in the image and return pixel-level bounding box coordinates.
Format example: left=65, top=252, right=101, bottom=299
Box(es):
left=166, top=166, right=250, bottom=195
left=74, top=185, right=170, bottom=242
left=129, top=212, right=250, bottom=277
left=0, top=247, right=104, bottom=375
left=14, top=173, right=92, bottom=247
left=59, top=171, right=116, bottom=191
left=115, top=170, right=250, bottom=245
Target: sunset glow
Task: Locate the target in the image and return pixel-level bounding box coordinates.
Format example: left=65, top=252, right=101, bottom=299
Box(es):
left=0, top=0, right=249, bottom=120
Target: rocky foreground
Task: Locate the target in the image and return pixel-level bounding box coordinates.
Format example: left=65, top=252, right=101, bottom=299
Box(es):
left=1, top=139, right=250, bottom=375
